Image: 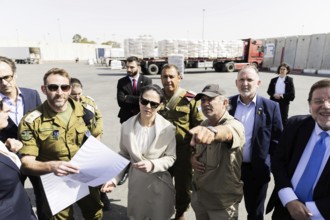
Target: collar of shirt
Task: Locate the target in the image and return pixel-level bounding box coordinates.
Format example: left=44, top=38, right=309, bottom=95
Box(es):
left=1, top=88, right=24, bottom=125
left=237, top=94, right=257, bottom=106
left=129, top=74, right=140, bottom=84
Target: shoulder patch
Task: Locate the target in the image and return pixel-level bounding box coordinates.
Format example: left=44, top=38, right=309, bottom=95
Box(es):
left=84, top=103, right=95, bottom=114
left=185, top=91, right=197, bottom=101
left=86, top=95, right=95, bottom=101
left=24, top=110, right=42, bottom=123
left=185, top=91, right=196, bottom=98
left=20, top=130, right=33, bottom=141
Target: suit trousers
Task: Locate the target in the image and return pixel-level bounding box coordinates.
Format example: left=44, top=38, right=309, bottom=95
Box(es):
left=241, top=163, right=269, bottom=220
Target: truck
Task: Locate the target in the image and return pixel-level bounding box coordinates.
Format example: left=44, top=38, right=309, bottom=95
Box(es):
left=0, top=47, right=41, bottom=64
left=139, top=39, right=264, bottom=75
left=95, top=48, right=126, bottom=68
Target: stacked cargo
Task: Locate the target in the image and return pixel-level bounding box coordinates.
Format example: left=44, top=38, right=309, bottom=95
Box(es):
left=124, top=35, right=155, bottom=58
left=217, top=40, right=244, bottom=58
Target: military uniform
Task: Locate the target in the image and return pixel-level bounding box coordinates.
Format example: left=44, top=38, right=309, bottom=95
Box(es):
left=19, top=98, right=103, bottom=220
left=159, top=88, right=204, bottom=218
left=80, top=95, right=103, bottom=137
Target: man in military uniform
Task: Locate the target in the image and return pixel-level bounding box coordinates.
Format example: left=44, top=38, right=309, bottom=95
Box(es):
left=70, top=77, right=111, bottom=211
left=159, top=64, right=204, bottom=220
left=18, top=68, right=103, bottom=220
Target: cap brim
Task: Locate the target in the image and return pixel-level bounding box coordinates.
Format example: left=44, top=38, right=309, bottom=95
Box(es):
left=195, top=92, right=219, bottom=100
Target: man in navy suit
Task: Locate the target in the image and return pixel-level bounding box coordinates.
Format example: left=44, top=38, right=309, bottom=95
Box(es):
left=228, top=65, right=283, bottom=220
left=117, top=56, right=152, bottom=123
left=267, top=79, right=330, bottom=219
left=0, top=56, right=42, bottom=142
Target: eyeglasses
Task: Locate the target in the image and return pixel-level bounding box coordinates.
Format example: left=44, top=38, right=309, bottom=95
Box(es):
left=46, top=84, right=71, bottom=92
left=140, top=97, right=160, bottom=109
left=311, top=98, right=330, bottom=105
left=0, top=99, right=3, bottom=111
left=0, top=75, right=13, bottom=83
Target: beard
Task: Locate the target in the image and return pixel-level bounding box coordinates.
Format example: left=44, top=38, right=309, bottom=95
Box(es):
left=47, top=94, right=69, bottom=111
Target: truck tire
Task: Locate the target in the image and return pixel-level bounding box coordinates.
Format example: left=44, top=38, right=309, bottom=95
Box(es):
left=225, top=62, right=235, bottom=72
left=147, top=64, right=159, bottom=75
left=213, top=63, right=223, bottom=72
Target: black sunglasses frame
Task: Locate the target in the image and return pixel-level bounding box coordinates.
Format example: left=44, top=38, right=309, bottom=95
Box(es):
left=140, top=97, right=160, bottom=109
left=46, top=84, right=71, bottom=92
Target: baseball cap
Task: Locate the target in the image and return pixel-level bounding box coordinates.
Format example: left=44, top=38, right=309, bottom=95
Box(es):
left=195, top=84, right=226, bottom=100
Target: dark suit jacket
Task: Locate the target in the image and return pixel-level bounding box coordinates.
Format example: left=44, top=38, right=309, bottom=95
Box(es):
left=229, top=95, right=283, bottom=183
left=267, top=76, right=295, bottom=104
left=267, top=115, right=330, bottom=219
left=117, top=74, right=152, bottom=123
left=0, top=153, right=36, bottom=219
left=0, top=87, right=41, bottom=142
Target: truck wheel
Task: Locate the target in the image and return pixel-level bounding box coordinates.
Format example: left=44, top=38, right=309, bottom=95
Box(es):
left=226, top=62, right=235, bottom=72
left=213, top=63, right=222, bottom=72
left=148, top=64, right=159, bottom=75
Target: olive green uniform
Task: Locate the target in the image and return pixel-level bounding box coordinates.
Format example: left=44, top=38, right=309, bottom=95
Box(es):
left=159, top=88, right=204, bottom=218
left=19, top=98, right=103, bottom=220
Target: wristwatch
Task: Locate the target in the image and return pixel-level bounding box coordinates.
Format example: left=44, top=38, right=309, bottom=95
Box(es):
left=207, top=126, right=218, bottom=136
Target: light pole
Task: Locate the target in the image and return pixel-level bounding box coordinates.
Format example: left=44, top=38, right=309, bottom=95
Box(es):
left=202, top=9, right=205, bottom=41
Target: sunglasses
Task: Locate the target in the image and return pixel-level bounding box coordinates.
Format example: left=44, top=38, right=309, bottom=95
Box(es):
left=140, top=97, right=160, bottom=109
left=0, top=99, right=3, bottom=111
left=46, top=84, right=71, bottom=92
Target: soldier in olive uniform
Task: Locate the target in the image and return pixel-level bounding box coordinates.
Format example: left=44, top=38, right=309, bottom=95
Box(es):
left=159, top=64, right=204, bottom=220
left=70, top=78, right=103, bottom=139
left=18, top=68, right=103, bottom=220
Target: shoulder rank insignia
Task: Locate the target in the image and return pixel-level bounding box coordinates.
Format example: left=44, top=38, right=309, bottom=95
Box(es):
left=84, top=103, right=95, bottom=114
left=86, top=95, right=95, bottom=101
left=24, top=110, right=42, bottom=123
left=185, top=91, right=196, bottom=101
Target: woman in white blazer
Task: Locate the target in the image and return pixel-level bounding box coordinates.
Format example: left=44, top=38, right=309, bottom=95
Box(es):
left=102, top=84, right=176, bottom=220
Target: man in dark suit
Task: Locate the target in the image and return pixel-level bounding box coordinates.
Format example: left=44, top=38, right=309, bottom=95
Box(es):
left=0, top=56, right=42, bottom=142
left=267, top=79, right=330, bottom=219
left=228, top=65, right=283, bottom=220
left=117, top=56, right=152, bottom=123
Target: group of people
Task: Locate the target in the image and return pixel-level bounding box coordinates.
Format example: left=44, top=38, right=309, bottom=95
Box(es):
left=0, top=54, right=329, bottom=220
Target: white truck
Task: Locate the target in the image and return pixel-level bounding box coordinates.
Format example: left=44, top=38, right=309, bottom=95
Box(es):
left=0, top=47, right=41, bottom=64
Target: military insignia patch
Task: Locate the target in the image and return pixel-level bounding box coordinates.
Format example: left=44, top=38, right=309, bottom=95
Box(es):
left=20, top=130, right=33, bottom=141
left=25, top=110, right=42, bottom=123
left=84, top=103, right=95, bottom=114
left=53, top=130, right=59, bottom=140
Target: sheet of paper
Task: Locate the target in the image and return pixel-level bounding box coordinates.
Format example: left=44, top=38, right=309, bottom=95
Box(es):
left=41, top=136, right=130, bottom=215
left=40, top=173, right=89, bottom=215
left=69, top=136, right=130, bottom=187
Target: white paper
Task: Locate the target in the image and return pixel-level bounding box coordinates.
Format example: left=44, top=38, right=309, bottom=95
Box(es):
left=41, top=136, right=130, bottom=215
left=40, top=173, right=90, bottom=215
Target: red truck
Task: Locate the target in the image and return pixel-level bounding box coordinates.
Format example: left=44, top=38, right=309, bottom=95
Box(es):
left=140, top=39, right=264, bottom=75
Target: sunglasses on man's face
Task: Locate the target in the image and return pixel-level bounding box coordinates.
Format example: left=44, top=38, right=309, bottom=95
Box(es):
left=46, top=84, right=71, bottom=92
left=140, top=97, right=160, bottom=109
left=0, top=99, right=3, bottom=111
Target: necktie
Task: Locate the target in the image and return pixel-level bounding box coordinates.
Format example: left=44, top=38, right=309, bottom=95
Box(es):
left=295, top=131, right=328, bottom=202
left=132, top=79, right=137, bottom=95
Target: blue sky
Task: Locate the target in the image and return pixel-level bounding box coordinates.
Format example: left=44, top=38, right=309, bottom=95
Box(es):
left=1, top=0, right=329, bottom=45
